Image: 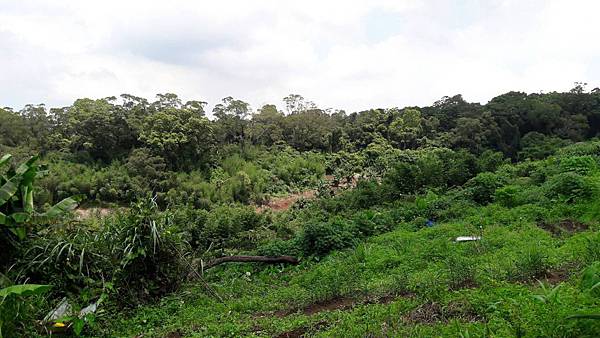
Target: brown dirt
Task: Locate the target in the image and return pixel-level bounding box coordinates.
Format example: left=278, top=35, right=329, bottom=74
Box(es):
left=255, top=174, right=363, bottom=213
left=272, top=292, right=410, bottom=318
left=74, top=207, right=114, bottom=220
left=274, top=296, right=354, bottom=317
left=527, top=266, right=574, bottom=285
left=538, top=219, right=589, bottom=236
left=256, top=190, right=316, bottom=213
left=277, top=326, right=307, bottom=338
left=303, top=297, right=356, bottom=316
left=163, top=329, right=183, bottom=338
left=403, top=301, right=483, bottom=324
left=276, top=321, right=328, bottom=338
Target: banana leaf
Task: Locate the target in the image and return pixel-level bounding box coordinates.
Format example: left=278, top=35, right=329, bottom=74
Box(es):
left=0, top=284, right=51, bottom=298
left=32, top=196, right=80, bottom=224
left=21, top=184, right=34, bottom=213
left=0, top=154, right=11, bottom=169
left=15, top=156, right=38, bottom=176
left=0, top=174, right=21, bottom=206
left=10, top=212, right=30, bottom=223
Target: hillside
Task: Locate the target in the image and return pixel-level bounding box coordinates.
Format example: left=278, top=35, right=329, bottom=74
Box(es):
left=108, top=141, right=600, bottom=337
left=0, top=89, right=599, bottom=337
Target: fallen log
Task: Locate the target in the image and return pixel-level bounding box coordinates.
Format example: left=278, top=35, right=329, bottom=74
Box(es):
left=203, top=255, right=300, bottom=270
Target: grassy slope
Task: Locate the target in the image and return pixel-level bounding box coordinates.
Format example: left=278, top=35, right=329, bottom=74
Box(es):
left=107, top=198, right=600, bottom=337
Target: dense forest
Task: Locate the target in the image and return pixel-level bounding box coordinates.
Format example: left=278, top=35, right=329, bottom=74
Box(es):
left=1, top=85, right=599, bottom=337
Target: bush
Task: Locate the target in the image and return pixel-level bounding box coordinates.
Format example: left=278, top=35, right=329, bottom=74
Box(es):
left=352, top=209, right=393, bottom=236
left=559, top=156, right=598, bottom=176
left=495, top=185, right=521, bottom=208
left=544, top=172, right=596, bottom=202
left=300, top=218, right=357, bottom=256
left=465, top=172, right=506, bottom=205
left=18, top=198, right=188, bottom=307
left=511, top=247, right=550, bottom=281
left=556, top=141, right=600, bottom=157
left=257, top=238, right=303, bottom=257
left=202, top=205, right=270, bottom=252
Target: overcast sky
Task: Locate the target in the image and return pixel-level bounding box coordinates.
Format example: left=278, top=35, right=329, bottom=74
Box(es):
left=1, top=0, right=599, bottom=113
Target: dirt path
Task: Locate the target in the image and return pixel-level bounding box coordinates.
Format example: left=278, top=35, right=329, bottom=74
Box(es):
left=74, top=207, right=114, bottom=220
left=255, top=189, right=317, bottom=213
left=255, top=175, right=361, bottom=213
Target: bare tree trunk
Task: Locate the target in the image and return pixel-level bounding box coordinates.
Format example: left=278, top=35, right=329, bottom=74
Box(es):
left=203, top=255, right=299, bottom=270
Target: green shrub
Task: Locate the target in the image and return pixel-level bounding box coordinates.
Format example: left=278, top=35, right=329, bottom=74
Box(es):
left=544, top=172, right=596, bottom=202
left=465, top=172, right=506, bottom=204
left=580, top=262, right=600, bottom=297
left=300, top=218, right=357, bottom=256
left=0, top=284, right=51, bottom=337
left=495, top=185, right=521, bottom=208
left=556, top=141, right=600, bottom=157
left=583, top=233, right=600, bottom=265
left=559, top=156, right=598, bottom=175
left=257, top=238, right=302, bottom=257
left=19, top=198, right=188, bottom=307
left=352, top=209, right=393, bottom=236
left=202, top=205, right=270, bottom=252
left=445, top=252, right=477, bottom=290
left=511, top=247, right=550, bottom=281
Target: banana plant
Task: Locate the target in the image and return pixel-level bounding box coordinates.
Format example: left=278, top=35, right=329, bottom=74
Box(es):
left=0, top=154, right=79, bottom=240
left=0, top=283, right=52, bottom=338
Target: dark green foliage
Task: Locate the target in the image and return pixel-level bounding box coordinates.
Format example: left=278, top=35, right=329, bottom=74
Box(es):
left=202, top=205, right=270, bottom=252
left=465, top=172, right=506, bottom=204
left=19, top=198, right=188, bottom=307
left=257, top=238, right=303, bottom=257
left=300, top=218, right=357, bottom=256
left=0, top=283, right=51, bottom=337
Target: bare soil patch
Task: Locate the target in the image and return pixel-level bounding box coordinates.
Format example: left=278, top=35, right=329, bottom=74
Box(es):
left=75, top=207, right=114, bottom=220
left=256, top=190, right=316, bottom=213
left=276, top=321, right=328, bottom=338
left=541, top=269, right=571, bottom=285
left=538, top=219, right=589, bottom=236
left=163, top=329, right=183, bottom=338
left=272, top=292, right=411, bottom=318
left=403, top=300, right=483, bottom=324
left=276, top=326, right=307, bottom=338
left=274, top=296, right=354, bottom=317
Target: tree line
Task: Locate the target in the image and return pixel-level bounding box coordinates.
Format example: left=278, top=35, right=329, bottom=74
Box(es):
left=2, top=83, right=600, bottom=170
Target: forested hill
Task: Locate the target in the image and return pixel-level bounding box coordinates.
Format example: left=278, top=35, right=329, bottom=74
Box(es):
left=3, top=84, right=600, bottom=167
left=1, top=86, right=600, bottom=337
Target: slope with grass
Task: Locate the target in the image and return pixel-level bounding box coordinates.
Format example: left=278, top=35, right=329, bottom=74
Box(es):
left=105, top=142, right=600, bottom=337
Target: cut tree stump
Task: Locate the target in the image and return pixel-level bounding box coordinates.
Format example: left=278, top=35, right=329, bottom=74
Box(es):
left=203, top=255, right=299, bottom=270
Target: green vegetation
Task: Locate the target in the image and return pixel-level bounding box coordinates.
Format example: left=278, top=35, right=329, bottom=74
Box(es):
left=1, top=86, right=599, bottom=336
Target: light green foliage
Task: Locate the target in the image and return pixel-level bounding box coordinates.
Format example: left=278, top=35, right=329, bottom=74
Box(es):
left=465, top=172, right=506, bottom=205
left=1, top=155, right=78, bottom=240
left=580, top=263, right=600, bottom=297
left=544, top=172, right=596, bottom=202
left=389, top=108, right=425, bottom=149
left=559, top=155, right=599, bottom=175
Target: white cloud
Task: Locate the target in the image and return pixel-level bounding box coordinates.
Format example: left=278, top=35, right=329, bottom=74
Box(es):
left=1, top=0, right=599, bottom=113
